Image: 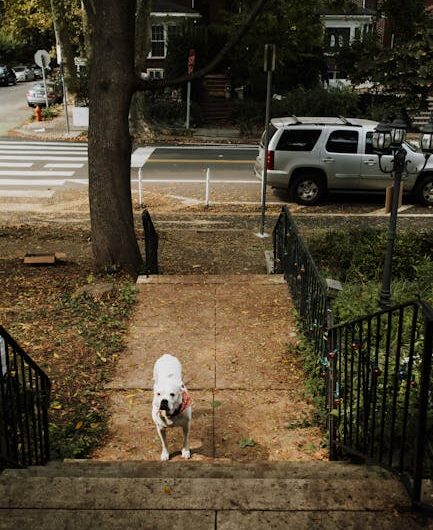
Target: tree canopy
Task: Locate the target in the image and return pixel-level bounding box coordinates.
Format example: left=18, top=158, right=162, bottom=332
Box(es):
left=223, top=0, right=325, bottom=95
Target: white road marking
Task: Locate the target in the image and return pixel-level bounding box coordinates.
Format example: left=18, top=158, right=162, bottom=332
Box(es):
left=131, top=147, right=155, bottom=168
left=0, top=145, right=87, bottom=152
left=131, top=178, right=260, bottom=184
left=0, top=170, right=74, bottom=177
left=0, top=162, right=33, bottom=167
left=0, top=141, right=87, bottom=147
left=153, top=145, right=257, bottom=150
left=0, top=155, right=87, bottom=161
left=44, top=163, right=84, bottom=168
left=0, top=179, right=66, bottom=186
left=0, top=150, right=87, bottom=156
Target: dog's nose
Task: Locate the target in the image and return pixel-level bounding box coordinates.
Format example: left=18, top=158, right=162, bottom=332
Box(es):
left=160, top=399, right=169, bottom=411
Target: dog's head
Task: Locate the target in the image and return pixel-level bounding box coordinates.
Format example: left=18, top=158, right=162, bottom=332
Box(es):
left=153, top=380, right=184, bottom=416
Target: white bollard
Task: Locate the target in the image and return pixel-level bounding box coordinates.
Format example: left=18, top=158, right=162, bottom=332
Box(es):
left=205, top=167, right=210, bottom=208
left=138, top=166, right=143, bottom=207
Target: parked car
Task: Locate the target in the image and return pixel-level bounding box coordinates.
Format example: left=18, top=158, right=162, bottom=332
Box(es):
left=13, top=65, right=35, bottom=82
left=30, top=64, right=43, bottom=79
left=0, top=65, right=16, bottom=86
left=26, top=81, right=62, bottom=107
left=254, top=116, right=433, bottom=206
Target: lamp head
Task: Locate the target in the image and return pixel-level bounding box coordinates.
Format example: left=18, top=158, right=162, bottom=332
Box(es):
left=372, top=122, right=392, bottom=152
left=420, top=113, right=433, bottom=154
left=389, top=116, right=408, bottom=147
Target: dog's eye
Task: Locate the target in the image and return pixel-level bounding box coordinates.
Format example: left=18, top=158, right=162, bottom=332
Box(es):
left=170, top=393, right=175, bottom=397
left=157, top=392, right=161, bottom=396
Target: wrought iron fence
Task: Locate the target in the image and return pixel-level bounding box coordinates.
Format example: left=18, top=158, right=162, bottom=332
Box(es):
left=141, top=209, right=159, bottom=275
left=0, top=326, right=51, bottom=468
left=272, top=206, right=433, bottom=509
left=327, top=300, right=433, bottom=508
left=273, top=205, right=332, bottom=359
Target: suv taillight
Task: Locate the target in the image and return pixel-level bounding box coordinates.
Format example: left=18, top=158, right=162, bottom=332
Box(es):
left=266, top=150, right=274, bottom=170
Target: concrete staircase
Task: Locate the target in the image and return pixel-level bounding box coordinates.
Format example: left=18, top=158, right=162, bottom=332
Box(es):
left=0, top=460, right=426, bottom=529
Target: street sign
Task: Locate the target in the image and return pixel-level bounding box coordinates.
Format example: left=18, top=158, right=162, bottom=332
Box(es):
left=188, top=49, right=196, bottom=75
left=34, top=50, right=51, bottom=69
left=264, top=44, right=276, bottom=72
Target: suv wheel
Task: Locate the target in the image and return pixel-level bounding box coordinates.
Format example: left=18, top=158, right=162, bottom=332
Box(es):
left=414, top=174, right=433, bottom=206
left=290, top=173, right=326, bottom=206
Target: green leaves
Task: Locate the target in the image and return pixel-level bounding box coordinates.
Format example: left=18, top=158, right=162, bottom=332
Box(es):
left=238, top=437, right=255, bottom=448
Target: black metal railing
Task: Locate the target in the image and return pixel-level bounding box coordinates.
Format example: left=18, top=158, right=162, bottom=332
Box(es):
left=273, top=205, right=332, bottom=359
left=327, top=301, right=433, bottom=508
left=0, top=326, right=51, bottom=468
left=272, top=206, right=433, bottom=510
left=141, top=209, right=159, bottom=275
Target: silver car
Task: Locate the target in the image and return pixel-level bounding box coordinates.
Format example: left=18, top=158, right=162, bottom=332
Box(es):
left=26, top=81, right=62, bottom=107
left=13, top=66, right=35, bottom=82
left=254, top=116, right=433, bottom=206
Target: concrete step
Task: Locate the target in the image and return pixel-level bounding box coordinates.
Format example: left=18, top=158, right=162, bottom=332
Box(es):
left=0, top=508, right=423, bottom=530
left=0, top=461, right=425, bottom=529
left=1, top=460, right=392, bottom=480
left=0, top=476, right=408, bottom=511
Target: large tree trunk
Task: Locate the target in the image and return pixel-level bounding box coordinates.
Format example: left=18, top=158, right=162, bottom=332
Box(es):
left=85, top=0, right=143, bottom=276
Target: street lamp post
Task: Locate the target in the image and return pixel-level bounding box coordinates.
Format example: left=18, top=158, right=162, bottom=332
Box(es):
left=373, top=115, right=433, bottom=308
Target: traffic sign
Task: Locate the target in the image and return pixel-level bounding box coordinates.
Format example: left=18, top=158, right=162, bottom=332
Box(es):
left=34, top=50, right=51, bottom=69
left=188, top=49, right=196, bottom=75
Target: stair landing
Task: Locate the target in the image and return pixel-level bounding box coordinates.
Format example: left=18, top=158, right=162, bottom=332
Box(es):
left=93, top=274, right=326, bottom=462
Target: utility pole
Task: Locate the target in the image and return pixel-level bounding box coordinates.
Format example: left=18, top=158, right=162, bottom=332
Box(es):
left=258, top=44, right=276, bottom=238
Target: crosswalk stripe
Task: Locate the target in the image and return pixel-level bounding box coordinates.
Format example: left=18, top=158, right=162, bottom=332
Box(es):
left=0, top=155, right=87, bottom=161
left=0, top=170, right=74, bottom=177
left=0, top=150, right=87, bottom=156
left=0, top=179, right=66, bottom=186
left=0, top=141, right=87, bottom=147
left=0, top=162, right=33, bottom=167
left=44, top=163, right=84, bottom=168
left=0, top=145, right=87, bottom=151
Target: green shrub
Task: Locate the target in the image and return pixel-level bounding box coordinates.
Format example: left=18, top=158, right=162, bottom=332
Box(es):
left=272, top=86, right=361, bottom=118
left=308, top=227, right=433, bottom=284
left=231, top=86, right=361, bottom=131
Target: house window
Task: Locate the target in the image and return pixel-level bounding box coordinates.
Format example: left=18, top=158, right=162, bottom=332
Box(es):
left=147, top=68, right=164, bottom=80
left=151, top=24, right=165, bottom=58
left=325, top=28, right=350, bottom=49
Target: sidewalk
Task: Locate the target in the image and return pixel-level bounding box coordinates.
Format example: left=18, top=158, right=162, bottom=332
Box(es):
left=11, top=106, right=87, bottom=141
left=93, top=274, right=326, bottom=462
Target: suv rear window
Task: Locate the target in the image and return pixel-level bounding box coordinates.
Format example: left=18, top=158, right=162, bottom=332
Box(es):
left=326, top=130, right=359, bottom=154
left=276, top=129, right=321, bottom=151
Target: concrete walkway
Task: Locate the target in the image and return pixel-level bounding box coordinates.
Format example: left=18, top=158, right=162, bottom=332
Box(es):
left=93, top=274, right=326, bottom=462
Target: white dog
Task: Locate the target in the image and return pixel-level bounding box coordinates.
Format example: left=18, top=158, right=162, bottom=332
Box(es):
left=152, top=354, right=192, bottom=461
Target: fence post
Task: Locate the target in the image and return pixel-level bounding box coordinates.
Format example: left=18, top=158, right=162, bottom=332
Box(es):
left=141, top=209, right=159, bottom=275
left=412, top=306, right=433, bottom=505
left=328, top=327, right=338, bottom=460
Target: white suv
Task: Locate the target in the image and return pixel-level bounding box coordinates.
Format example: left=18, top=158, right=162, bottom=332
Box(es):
left=254, top=116, right=433, bottom=206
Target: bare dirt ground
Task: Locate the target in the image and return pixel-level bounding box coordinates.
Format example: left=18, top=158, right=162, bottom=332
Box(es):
left=1, top=190, right=306, bottom=461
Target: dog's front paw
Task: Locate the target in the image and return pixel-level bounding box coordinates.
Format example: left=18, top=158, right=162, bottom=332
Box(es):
left=181, top=448, right=191, bottom=459
left=160, top=449, right=170, bottom=461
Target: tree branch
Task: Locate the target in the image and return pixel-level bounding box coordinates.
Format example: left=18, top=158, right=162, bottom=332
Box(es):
left=134, top=0, right=271, bottom=91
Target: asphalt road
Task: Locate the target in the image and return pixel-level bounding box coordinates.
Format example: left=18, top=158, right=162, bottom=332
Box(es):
left=0, top=81, right=34, bottom=135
